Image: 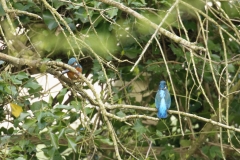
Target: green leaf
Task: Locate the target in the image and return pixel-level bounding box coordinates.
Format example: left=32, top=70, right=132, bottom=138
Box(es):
left=74, top=8, right=92, bottom=23
left=49, top=130, right=59, bottom=149
left=57, top=88, right=67, bottom=104
left=211, top=54, right=221, bottom=61
left=95, top=136, right=113, bottom=146
left=156, top=130, right=163, bottom=137
left=71, top=101, right=82, bottom=111
left=24, top=79, right=42, bottom=90
left=10, top=75, right=22, bottom=85
left=0, top=135, right=11, bottom=145
left=210, top=146, right=216, bottom=158
left=116, top=111, right=126, bottom=117
left=31, top=100, right=48, bottom=111
left=19, top=139, right=29, bottom=150
left=52, top=0, right=65, bottom=9
left=208, top=40, right=221, bottom=52
left=22, top=119, right=37, bottom=131
left=13, top=2, right=30, bottom=11
left=210, top=146, right=222, bottom=159
left=42, top=147, right=62, bottom=159
left=84, top=107, right=93, bottom=115
left=169, top=44, right=184, bottom=57
left=132, top=119, right=147, bottom=134
left=4, top=85, right=17, bottom=96
left=10, top=145, right=22, bottom=152
left=66, top=136, right=77, bottom=152
left=106, top=7, right=118, bottom=19
left=58, top=128, right=65, bottom=139
left=0, top=4, right=5, bottom=16
left=124, top=48, right=139, bottom=59
left=15, top=157, right=26, bottom=160
left=55, top=105, right=73, bottom=110
left=43, top=11, right=58, bottom=30
left=15, top=72, right=29, bottom=80
left=100, top=138, right=113, bottom=145
left=180, top=139, right=191, bottom=147
left=201, top=146, right=209, bottom=155
left=228, top=64, right=235, bottom=73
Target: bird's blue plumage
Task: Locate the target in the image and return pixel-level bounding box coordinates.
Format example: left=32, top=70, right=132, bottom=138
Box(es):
left=68, top=57, right=82, bottom=69
left=155, top=81, right=171, bottom=118
left=62, top=57, right=83, bottom=76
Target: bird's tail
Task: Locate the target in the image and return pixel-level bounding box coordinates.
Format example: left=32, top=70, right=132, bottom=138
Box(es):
left=157, top=104, right=168, bottom=118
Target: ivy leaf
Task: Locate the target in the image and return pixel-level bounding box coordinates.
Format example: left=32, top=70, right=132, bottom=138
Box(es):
left=132, top=119, right=147, bottom=134
left=52, top=0, right=65, bottom=9
left=116, top=111, right=126, bottom=117
left=84, top=107, right=93, bottom=115
left=43, top=11, right=58, bottom=30
left=24, top=79, right=42, bottom=90
left=15, top=72, right=29, bottom=80
left=74, top=8, right=92, bottom=23
left=4, top=85, right=17, bottom=96
left=10, top=75, right=22, bottom=85
left=106, top=7, right=118, bottom=19
left=31, top=100, right=48, bottom=111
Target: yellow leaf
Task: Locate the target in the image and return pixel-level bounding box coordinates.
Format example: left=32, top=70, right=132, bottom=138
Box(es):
left=10, top=103, right=23, bottom=118
left=133, top=66, right=139, bottom=75
left=167, top=81, right=171, bottom=92
left=121, top=50, right=125, bottom=56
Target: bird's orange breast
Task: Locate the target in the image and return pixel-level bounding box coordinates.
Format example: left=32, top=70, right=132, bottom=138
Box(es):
left=67, top=67, right=82, bottom=80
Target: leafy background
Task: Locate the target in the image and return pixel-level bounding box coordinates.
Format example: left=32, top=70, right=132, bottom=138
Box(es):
left=0, top=0, right=240, bottom=159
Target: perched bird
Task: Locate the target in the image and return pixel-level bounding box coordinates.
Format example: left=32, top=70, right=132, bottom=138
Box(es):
left=62, top=57, right=82, bottom=79
left=155, top=81, right=171, bottom=118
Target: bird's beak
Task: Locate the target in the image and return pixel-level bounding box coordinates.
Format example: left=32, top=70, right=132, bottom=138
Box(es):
left=62, top=69, right=69, bottom=74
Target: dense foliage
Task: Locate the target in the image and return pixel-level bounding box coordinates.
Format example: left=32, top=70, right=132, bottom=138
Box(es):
left=0, top=0, right=240, bottom=159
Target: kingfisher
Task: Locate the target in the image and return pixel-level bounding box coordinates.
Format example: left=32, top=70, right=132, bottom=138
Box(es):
left=62, top=57, right=82, bottom=79
left=155, top=81, right=171, bottom=118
